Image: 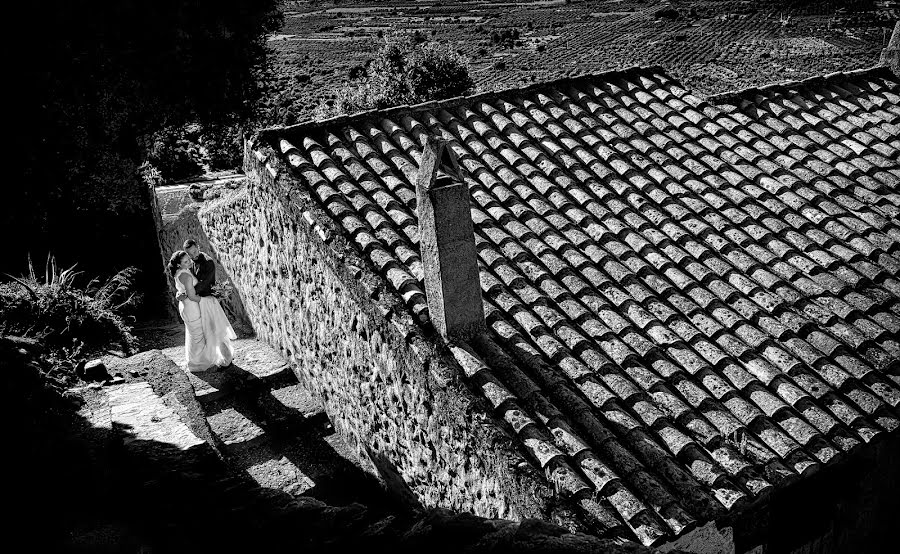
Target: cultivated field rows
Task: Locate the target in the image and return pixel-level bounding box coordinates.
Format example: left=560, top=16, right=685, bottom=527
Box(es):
left=264, top=0, right=895, bottom=124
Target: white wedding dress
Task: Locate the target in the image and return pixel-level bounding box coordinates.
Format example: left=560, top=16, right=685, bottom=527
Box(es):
left=174, top=268, right=236, bottom=371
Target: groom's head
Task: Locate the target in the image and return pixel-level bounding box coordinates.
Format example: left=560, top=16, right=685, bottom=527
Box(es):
left=183, top=239, right=200, bottom=260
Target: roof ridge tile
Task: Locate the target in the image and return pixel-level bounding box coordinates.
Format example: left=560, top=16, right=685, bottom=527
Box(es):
left=257, top=65, right=671, bottom=146
left=708, top=66, right=898, bottom=107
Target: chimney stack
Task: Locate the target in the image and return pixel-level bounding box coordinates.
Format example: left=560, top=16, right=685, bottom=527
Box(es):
left=880, top=21, right=899, bottom=74
left=415, top=136, right=485, bottom=342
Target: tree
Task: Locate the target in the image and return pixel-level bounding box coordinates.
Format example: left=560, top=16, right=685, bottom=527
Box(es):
left=6, top=1, right=282, bottom=310
left=333, top=33, right=475, bottom=115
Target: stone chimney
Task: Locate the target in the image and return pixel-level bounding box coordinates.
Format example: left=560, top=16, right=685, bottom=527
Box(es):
left=880, top=21, right=899, bottom=75
left=415, top=136, right=485, bottom=342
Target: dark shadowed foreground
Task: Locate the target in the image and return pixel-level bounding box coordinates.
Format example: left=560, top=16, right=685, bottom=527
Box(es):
left=4, top=336, right=652, bottom=554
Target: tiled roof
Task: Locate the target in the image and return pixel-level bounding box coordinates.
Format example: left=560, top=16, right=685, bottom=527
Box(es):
left=260, top=65, right=900, bottom=546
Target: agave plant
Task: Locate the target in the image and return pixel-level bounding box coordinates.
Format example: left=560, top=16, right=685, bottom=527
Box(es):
left=1, top=254, right=140, bottom=355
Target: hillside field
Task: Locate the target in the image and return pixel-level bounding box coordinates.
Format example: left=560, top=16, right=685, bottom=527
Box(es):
left=262, top=0, right=898, bottom=124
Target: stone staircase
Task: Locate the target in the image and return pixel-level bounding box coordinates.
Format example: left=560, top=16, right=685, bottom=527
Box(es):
left=101, top=327, right=392, bottom=511
left=68, top=329, right=653, bottom=553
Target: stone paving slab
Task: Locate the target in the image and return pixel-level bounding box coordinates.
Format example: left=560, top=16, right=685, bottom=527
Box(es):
left=230, top=338, right=290, bottom=378
left=247, top=457, right=315, bottom=496
left=206, top=405, right=316, bottom=496
left=206, top=407, right=266, bottom=446
left=164, top=338, right=291, bottom=378
left=183, top=368, right=231, bottom=404
left=269, top=384, right=325, bottom=419
left=108, top=382, right=206, bottom=452
left=172, top=338, right=295, bottom=405
left=76, top=386, right=113, bottom=432
left=258, top=384, right=331, bottom=432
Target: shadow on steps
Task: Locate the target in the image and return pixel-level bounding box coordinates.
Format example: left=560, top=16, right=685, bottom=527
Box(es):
left=7, top=336, right=652, bottom=554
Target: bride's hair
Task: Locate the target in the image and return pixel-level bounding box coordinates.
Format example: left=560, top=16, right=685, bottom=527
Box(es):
left=168, top=250, right=189, bottom=276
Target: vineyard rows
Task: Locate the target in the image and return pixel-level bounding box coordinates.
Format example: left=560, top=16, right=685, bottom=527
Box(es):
left=266, top=1, right=894, bottom=123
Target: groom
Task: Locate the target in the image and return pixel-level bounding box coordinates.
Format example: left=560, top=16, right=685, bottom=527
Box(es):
left=176, top=239, right=216, bottom=301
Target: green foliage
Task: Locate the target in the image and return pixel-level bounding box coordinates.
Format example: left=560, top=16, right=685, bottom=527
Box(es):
left=200, top=122, right=246, bottom=172
left=143, top=121, right=246, bottom=183
left=331, top=33, right=475, bottom=115
left=489, top=28, right=521, bottom=48
left=654, top=7, right=681, bottom=20
left=1, top=255, right=140, bottom=356
left=145, top=124, right=206, bottom=183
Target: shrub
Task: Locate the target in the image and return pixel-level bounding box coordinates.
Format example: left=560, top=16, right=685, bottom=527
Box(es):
left=1, top=255, right=140, bottom=356
left=332, top=32, right=474, bottom=115
left=145, top=123, right=205, bottom=183
left=489, top=28, right=520, bottom=48
left=348, top=64, right=366, bottom=80
left=200, top=123, right=244, bottom=171
left=139, top=161, right=164, bottom=188
left=655, top=7, right=680, bottom=20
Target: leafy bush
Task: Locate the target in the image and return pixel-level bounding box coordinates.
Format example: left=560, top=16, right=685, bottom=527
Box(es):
left=143, top=121, right=245, bottom=181
left=200, top=123, right=244, bottom=171
left=490, top=28, right=521, bottom=48
left=145, top=123, right=206, bottom=183
left=1, top=255, right=140, bottom=356
left=330, top=32, right=475, bottom=115
left=655, top=7, right=680, bottom=19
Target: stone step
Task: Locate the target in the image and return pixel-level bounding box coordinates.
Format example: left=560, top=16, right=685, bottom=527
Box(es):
left=184, top=368, right=232, bottom=404
left=99, top=349, right=223, bottom=453
left=184, top=362, right=296, bottom=404
left=108, top=382, right=208, bottom=457
left=167, top=338, right=296, bottom=404
left=78, top=386, right=113, bottom=433
left=205, top=406, right=315, bottom=497
left=258, top=384, right=331, bottom=432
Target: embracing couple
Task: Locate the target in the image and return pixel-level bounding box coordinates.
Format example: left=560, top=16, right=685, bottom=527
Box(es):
left=168, top=239, right=236, bottom=372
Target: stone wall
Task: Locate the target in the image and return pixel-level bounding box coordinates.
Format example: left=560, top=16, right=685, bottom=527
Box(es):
left=181, top=141, right=580, bottom=528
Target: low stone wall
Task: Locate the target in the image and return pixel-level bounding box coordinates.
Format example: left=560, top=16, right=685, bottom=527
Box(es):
left=183, top=141, right=584, bottom=529
left=155, top=185, right=194, bottom=222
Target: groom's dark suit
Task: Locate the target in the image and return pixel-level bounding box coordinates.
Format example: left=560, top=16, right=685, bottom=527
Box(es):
left=192, top=252, right=216, bottom=297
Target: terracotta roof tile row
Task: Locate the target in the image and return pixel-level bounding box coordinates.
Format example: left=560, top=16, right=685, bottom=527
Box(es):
left=263, top=65, right=900, bottom=546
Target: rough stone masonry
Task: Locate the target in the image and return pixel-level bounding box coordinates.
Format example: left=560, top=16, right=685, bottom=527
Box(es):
left=157, top=140, right=587, bottom=529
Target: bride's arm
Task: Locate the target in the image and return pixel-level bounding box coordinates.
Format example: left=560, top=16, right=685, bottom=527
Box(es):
left=179, top=273, right=203, bottom=302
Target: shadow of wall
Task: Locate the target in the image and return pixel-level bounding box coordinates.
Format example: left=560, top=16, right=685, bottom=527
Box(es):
left=4, top=337, right=649, bottom=554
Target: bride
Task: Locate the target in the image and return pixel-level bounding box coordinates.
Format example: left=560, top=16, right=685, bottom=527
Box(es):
left=168, top=250, right=236, bottom=371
